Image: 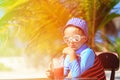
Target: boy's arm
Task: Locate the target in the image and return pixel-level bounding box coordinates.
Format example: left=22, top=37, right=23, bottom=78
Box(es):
left=68, top=49, right=95, bottom=78
left=63, top=47, right=81, bottom=77
left=80, top=49, right=95, bottom=74
left=64, top=55, right=70, bottom=77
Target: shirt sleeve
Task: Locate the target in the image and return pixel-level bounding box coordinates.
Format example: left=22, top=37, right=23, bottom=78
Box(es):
left=64, top=55, right=70, bottom=77
left=69, top=58, right=81, bottom=77
left=66, top=48, right=95, bottom=78
left=80, top=49, right=95, bottom=74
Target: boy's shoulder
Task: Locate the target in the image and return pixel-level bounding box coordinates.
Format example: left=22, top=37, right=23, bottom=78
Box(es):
left=81, top=47, right=95, bottom=55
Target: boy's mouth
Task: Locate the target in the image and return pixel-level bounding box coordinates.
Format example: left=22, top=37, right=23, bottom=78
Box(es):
left=70, top=45, right=76, bottom=48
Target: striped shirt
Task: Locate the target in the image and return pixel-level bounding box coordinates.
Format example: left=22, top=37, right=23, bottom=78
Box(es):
left=80, top=55, right=106, bottom=80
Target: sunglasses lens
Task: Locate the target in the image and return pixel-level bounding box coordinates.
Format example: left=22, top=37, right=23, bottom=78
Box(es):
left=64, top=35, right=81, bottom=43
left=72, top=35, right=80, bottom=42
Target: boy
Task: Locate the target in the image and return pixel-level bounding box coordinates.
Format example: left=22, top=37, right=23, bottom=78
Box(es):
left=46, top=18, right=106, bottom=80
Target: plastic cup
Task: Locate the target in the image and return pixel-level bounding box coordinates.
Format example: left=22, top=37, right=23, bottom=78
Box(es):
left=53, top=57, right=64, bottom=79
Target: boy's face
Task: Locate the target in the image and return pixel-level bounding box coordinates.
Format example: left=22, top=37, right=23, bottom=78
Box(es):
left=64, top=26, right=87, bottom=50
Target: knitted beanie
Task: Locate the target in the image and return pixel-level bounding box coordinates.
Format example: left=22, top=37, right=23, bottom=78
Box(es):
left=65, top=18, right=88, bottom=37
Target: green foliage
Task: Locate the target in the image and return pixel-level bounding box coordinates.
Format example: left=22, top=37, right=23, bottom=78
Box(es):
left=95, top=0, right=119, bottom=30
left=116, top=38, right=120, bottom=57
left=99, top=13, right=120, bottom=28
left=0, top=0, right=119, bottom=56
left=0, top=0, right=29, bottom=57
left=0, top=63, right=12, bottom=71
left=0, top=0, right=17, bottom=7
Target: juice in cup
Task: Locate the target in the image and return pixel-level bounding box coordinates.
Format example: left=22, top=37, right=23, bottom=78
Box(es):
left=53, top=57, right=64, bottom=79
left=54, top=67, right=64, bottom=78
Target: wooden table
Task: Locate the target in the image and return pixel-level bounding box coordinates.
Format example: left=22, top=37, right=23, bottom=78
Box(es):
left=0, top=78, right=97, bottom=80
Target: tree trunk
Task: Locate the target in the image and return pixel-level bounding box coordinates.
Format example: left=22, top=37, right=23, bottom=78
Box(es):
left=91, top=0, right=96, bottom=50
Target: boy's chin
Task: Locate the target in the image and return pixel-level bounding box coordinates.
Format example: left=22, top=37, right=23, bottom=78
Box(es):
left=71, top=47, right=77, bottom=50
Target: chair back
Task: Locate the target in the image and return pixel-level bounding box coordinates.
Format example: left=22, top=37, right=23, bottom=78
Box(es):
left=97, top=52, right=119, bottom=80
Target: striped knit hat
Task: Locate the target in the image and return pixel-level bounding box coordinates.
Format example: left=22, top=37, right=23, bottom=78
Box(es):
left=65, top=18, right=88, bottom=37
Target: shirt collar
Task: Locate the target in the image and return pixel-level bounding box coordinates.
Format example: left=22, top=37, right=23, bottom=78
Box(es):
left=76, top=44, right=88, bottom=55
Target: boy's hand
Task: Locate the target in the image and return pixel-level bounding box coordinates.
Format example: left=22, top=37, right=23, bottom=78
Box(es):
left=46, top=69, right=54, bottom=78
left=63, top=47, right=75, bottom=55
left=63, top=47, right=77, bottom=61
left=46, top=62, right=54, bottom=78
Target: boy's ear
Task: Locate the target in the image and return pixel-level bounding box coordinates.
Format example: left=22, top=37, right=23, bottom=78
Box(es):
left=84, top=36, right=88, bottom=42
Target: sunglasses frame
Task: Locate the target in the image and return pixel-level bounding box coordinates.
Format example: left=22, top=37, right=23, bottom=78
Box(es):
left=63, top=35, right=85, bottom=43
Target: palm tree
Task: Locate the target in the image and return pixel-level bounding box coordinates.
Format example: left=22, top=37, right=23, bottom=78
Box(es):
left=0, top=0, right=119, bottom=63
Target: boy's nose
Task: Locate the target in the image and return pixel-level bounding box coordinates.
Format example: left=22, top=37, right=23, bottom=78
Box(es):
left=69, top=40, right=74, bottom=44
left=68, top=38, right=74, bottom=42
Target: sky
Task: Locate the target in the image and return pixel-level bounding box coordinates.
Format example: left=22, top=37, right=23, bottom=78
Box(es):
left=110, top=2, right=120, bottom=14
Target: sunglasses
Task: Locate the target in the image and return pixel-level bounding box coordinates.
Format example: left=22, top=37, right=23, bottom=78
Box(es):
left=63, top=35, right=85, bottom=43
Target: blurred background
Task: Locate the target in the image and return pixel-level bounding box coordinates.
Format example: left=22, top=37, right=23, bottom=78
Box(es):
left=0, top=0, right=120, bottom=79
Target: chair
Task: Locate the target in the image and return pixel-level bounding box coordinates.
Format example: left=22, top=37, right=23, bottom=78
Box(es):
left=97, top=52, right=119, bottom=80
